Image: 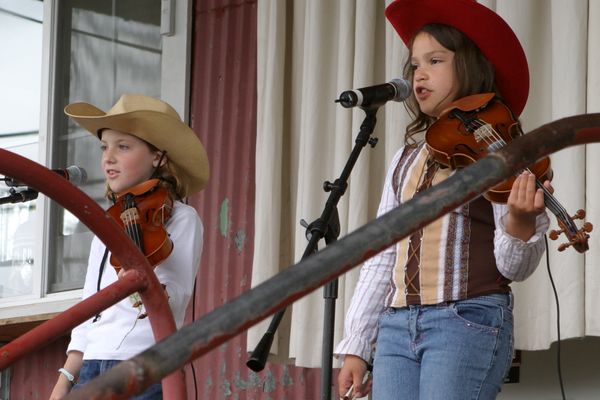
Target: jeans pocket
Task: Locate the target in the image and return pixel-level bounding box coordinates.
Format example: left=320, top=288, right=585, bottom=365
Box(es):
left=381, top=307, right=397, bottom=317
left=450, top=300, right=504, bottom=333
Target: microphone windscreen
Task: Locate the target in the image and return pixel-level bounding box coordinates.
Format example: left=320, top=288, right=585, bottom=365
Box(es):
left=65, top=165, right=87, bottom=186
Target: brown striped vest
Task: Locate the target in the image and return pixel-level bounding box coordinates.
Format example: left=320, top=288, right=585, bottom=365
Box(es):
left=386, top=144, right=511, bottom=307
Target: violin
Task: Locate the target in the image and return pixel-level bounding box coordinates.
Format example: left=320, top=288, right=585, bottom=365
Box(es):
left=425, top=93, right=592, bottom=253
left=107, top=178, right=174, bottom=272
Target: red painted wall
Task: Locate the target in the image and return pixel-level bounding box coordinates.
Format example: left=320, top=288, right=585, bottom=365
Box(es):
left=185, top=0, right=323, bottom=398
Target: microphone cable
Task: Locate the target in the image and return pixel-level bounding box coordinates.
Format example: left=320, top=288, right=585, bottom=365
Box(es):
left=183, top=196, right=199, bottom=399
left=544, top=234, right=566, bottom=400
left=190, top=278, right=199, bottom=398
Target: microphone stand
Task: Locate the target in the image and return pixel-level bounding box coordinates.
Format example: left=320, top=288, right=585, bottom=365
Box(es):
left=0, top=188, right=39, bottom=205
left=247, top=106, right=381, bottom=400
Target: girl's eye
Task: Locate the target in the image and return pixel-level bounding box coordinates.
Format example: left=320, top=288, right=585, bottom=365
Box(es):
left=100, top=145, right=107, bottom=152
left=410, top=64, right=418, bottom=70
left=431, top=58, right=442, bottom=65
left=119, top=144, right=129, bottom=150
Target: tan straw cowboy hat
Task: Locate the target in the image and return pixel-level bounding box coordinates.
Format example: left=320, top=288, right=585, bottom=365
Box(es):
left=64, top=94, right=209, bottom=195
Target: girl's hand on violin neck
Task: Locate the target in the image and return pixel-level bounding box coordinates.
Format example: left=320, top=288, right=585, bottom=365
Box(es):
left=505, top=172, right=552, bottom=242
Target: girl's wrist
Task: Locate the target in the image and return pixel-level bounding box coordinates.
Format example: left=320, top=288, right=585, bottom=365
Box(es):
left=505, top=214, right=536, bottom=241
left=58, top=367, right=77, bottom=386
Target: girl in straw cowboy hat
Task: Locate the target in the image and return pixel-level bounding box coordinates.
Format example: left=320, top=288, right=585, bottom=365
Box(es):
left=50, top=94, right=208, bottom=399
left=335, top=1, right=552, bottom=399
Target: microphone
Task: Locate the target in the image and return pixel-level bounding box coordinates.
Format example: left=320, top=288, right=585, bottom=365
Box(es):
left=3, top=165, right=88, bottom=187
left=336, top=78, right=412, bottom=108
left=0, top=189, right=39, bottom=205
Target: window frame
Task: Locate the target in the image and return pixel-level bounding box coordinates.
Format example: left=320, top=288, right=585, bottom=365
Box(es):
left=0, top=0, right=192, bottom=323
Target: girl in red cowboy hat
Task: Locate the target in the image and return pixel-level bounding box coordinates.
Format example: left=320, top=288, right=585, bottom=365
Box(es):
left=335, top=1, right=552, bottom=399
left=50, top=94, right=209, bottom=399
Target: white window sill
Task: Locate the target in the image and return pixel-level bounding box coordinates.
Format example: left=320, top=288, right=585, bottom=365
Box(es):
left=0, top=290, right=82, bottom=322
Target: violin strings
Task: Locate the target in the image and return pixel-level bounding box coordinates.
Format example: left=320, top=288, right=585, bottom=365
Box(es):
left=471, top=119, right=578, bottom=234
left=474, top=121, right=574, bottom=230
left=123, top=211, right=138, bottom=247
left=121, top=199, right=146, bottom=251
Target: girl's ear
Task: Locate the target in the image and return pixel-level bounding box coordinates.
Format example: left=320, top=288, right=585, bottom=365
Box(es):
left=152, top=151, right=168, bottom=168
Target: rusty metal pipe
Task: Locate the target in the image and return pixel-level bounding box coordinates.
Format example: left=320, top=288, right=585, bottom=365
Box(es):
left=0, top=269, right=147, bottom=368
left=0, top=149, right=186, bottom=398
left=64, top=115, right=600, bottom=398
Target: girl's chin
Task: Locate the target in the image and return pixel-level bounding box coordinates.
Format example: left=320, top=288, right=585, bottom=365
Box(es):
left=109, top=180, right=151, bottom=194
left=107, top=182, right=126, bottom=194
left=420, top=107, right=439, bottom=118
left=417, top=100, right=435, bottom=117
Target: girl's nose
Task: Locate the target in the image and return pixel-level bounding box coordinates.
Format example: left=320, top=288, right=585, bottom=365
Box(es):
left=414, top=68, right=426, bottom=82
left=102, top=148, right=115, bottom=164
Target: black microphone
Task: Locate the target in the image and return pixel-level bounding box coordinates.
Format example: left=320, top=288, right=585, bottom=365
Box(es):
left=336, top=78, right=412, bottom=108
left=0, top=188, right=39, bottom=205
left=3, top=165, right=88, bottom=187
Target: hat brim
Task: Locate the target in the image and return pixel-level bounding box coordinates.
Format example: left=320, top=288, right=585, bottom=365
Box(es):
left=385, top=0, right=529, bottom=116
left=65, top=102, right=209, bottom=195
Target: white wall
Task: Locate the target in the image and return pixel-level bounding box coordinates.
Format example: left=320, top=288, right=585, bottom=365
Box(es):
left=499, top=337, right=600, bottom=400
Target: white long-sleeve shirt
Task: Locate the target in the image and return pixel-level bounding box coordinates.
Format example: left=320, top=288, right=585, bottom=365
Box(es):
left=67, top=201, right=203, bottom=360
left=334, top=145, right=549, bottom=363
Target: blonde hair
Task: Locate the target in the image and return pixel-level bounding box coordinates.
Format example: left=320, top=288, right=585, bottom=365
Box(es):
left=153, top=161, right=188, bottom=200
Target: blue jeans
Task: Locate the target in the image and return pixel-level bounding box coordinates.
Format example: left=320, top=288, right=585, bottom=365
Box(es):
left=73, top=360, right=162, bottom=399
left=373, top=293, right=514, bottom=400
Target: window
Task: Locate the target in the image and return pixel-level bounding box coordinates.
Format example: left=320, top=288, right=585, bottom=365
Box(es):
left=47, top=0, right=163, bottom=293
left=0, top=364, right=10, bottom=399
left=0, top=0, right=43, bottom=300
left=0, top=0, right=190, bottom=318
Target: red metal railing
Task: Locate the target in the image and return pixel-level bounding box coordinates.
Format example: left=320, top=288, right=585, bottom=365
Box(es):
left=0, top=148, right=186, bottom=398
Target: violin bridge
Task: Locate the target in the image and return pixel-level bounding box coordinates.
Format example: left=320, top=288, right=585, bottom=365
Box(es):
left=473, top=123, right=494, bottom=142
left=474, top=123, right=504, bottom=152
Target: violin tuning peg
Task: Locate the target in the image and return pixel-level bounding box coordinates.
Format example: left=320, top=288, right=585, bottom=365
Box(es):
left=573, top=209, right=587, bottom=220
left=557, top=242, right=570, bottom=252
left=583, top=222, right=593, bottom=233
left=548, top=229, right=562, bottom=241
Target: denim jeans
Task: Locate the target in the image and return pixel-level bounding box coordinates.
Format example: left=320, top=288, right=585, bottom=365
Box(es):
left=373, top=293, right=514, bottom=400
left=73, top=359, right=163, bottom=399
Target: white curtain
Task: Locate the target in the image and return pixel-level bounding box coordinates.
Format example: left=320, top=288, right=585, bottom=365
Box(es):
left=250, top=0, right=600, bottom=368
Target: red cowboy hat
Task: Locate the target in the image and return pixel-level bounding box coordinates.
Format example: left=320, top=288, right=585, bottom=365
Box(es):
left=385, top=0, right=529, bottom=116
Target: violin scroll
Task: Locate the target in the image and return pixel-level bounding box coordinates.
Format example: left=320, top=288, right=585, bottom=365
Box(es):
left=548, top=209, right=593, bottom=253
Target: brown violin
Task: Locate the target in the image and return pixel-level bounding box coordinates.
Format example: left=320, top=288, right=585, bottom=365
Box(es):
left=107, top=178, right=174, bottom=271
left=425, top=93, right=592, bottom=253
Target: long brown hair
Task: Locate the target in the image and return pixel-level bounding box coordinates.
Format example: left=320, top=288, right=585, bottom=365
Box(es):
left=403, top=23, right=498, bottom=146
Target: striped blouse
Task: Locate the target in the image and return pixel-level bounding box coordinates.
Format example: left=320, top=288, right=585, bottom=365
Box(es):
left=334, top=143, right=549, bottom=363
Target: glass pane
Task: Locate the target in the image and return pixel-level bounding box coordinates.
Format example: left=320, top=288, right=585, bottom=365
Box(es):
left=0, top=0, right=43, bottom=299
left=48, top=0, right=162, bottom=293
left=0, top=366, right=10, bottom=399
